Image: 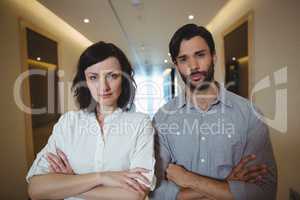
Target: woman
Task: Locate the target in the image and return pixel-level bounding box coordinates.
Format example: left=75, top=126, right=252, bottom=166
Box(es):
left=26, top=42, right=156, bottom=200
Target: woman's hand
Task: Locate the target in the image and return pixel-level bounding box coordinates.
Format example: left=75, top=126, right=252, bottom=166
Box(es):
left=99, top=168, right=151, bottom=194
left=46, top=148, right=75, bottom=175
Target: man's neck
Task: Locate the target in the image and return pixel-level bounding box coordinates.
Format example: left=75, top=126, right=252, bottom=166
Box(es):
left=186, top=82, right=219, bottom=111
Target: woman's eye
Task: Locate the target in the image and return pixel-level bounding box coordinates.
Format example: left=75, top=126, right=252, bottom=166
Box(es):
left=89, top=76, right=97, bottom=81
left=106, top=73, right=120, bottom=80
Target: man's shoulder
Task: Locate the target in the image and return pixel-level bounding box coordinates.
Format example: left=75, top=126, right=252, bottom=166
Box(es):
left=153, top=96, right=181, bottom=121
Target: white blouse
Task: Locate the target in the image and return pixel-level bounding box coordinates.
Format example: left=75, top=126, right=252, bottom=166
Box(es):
left=26, top=108, right=156, bottom=200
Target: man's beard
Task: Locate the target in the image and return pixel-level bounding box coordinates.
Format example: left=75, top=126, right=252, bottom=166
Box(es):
left=179, top=62, right=215, bottom=92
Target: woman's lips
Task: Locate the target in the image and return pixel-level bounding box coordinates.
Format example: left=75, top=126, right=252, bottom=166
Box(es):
left=98, top=93, right=112, bottom=98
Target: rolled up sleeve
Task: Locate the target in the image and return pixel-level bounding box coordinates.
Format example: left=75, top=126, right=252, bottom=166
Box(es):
left=149, top=113, right=180, bottom=200
left=26, top=114, right=67, bottom=183
left=229, top=109, right=277, bottom=200
left=129, top=115, right=156, bottom=190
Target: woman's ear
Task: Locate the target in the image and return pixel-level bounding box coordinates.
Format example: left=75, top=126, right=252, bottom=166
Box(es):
left=213, top=53, right=217, bottom=64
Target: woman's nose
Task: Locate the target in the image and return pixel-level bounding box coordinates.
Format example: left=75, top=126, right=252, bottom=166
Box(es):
left=97, top=76, right=110, bottom=92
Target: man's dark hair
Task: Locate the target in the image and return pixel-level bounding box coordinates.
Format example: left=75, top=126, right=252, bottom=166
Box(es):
left=169, top=24, right=216, bottom=63
left=72, top=41, right=136, bottom=112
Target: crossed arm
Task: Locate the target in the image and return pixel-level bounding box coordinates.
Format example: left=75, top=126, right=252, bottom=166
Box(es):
left=167, top=154, right=268, bottom=200
left=28, top=149, right=150, bottom=200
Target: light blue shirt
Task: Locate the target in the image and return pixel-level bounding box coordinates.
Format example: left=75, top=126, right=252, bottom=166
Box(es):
left=150, top=83, right=277, bottom=200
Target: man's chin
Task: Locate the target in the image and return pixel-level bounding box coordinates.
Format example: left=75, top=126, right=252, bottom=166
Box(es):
left=188, top=81, right=211, bottom=91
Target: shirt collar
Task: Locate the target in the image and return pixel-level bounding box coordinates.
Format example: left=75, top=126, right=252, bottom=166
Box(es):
left=175, top=82, right=233, bottom=109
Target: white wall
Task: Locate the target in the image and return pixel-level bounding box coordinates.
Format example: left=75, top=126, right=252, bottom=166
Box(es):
left=0, top=0, right=91, bottom=198
left=207, top=0, right=300, bottom=199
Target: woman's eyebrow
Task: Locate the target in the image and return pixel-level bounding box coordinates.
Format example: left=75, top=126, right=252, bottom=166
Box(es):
left=86, top=72, right=98, bottom=75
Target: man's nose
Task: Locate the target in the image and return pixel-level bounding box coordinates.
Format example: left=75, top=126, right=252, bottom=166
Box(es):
left=189, top=58, right=200, bottom=70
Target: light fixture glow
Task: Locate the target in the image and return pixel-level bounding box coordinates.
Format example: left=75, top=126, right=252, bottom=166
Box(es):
left=188, top=15, right=194, bottom=20
left=36, top=57, right=41, bottom=61
left=164, top=59, right=168, bottom=63
left=83, top=18, right=90, bottom=23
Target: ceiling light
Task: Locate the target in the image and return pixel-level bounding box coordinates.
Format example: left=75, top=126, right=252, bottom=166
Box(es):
left=83, top=18, right=90, bottom=23
left=36, top=57, right=41, bottom=61
left=188, top=15, right=194, bottom=20
left=164, top=59, right=168, bottom=63
left=168, top=53, right=171, bottom=57
left=232, top=57, right=236, bottom=61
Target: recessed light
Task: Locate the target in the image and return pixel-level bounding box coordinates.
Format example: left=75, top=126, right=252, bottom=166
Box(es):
left=36, top=57, right=41, bottom=61
left=168, top=53, right=171, bottom=57
left=232, top=57, right=236, bottom=61
left=164, top=59, right=168, bottom=63
left=83, top=18, right=90, bottom=23
left=188, top=15, right=194, bottom=20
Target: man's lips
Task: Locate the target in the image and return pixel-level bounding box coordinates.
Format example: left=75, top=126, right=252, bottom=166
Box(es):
left=190, top=71, right=207, bottom=81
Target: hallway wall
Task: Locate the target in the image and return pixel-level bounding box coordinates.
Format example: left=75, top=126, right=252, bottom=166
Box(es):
left=0, top=0, right=91, bottom=198
left=208, top=0, right=300, bottom=199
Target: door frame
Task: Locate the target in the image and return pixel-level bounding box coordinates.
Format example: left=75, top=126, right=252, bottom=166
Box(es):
left=19, top=19, right=61, bottom=169
left=221, top=11, right=254, bottom=99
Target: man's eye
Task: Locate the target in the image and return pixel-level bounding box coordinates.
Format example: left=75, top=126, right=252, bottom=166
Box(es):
left=196, top=53, right=205, bottom=58
left=178, top=58, right=187, bottom=63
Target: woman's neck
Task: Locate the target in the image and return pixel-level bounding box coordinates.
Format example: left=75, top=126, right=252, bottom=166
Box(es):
left=96, top=104, right=117, bottom=118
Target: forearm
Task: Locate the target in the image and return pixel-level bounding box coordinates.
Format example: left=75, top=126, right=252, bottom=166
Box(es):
left=177, top=188, right=214, bottom=200
left=28, top=173, right=100, bottom=199
left=184, top=172, right=233, bottom=200
left=77, top=186, right=146, bottom=200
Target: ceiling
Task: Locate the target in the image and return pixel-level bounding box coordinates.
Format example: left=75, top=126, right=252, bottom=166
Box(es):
left=38, top=0, right=228, bottom=75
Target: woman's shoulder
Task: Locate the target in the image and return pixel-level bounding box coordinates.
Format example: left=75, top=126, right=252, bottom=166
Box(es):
left=121, top=111, right=151, bottom=122
left=55, top=110, right=93, bottom=126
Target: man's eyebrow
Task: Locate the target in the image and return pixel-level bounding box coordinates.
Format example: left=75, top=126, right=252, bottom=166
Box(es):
left=177, top=54, right=187, bottom=59
left=195, top=49, right=207, bottom=54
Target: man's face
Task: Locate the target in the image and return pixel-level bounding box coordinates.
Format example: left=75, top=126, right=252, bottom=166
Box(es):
left=175, top=36, right=215, bottom=91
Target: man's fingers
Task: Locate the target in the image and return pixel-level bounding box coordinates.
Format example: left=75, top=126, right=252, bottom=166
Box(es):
left=244, top=165, right=268, bottom=177
left=235, top=154, right=256, bottom=171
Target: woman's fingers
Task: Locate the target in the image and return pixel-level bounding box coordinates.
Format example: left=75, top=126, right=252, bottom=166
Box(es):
left=56, top=148, right=74, bottom=173
left=47, top=152, right=66, bottom=173
left=124, top=178, right=145, bottom=194
left=130, top=167, right=150, bottom=173
left=126, top=172, right=150, bottom=185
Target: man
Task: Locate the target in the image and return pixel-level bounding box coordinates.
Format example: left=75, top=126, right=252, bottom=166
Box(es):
left=150, top=24, right=277, bottom=200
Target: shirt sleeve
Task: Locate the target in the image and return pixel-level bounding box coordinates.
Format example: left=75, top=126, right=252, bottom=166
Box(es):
left=25, top=113, right=68, bottom=183
left=149, top=112, right=180, bottom=200
left=228, top=107, right=277, bottom=200
left=129, top=115, right=156, bottom=191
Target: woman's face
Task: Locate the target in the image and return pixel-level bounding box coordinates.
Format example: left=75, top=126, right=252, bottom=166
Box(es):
left=84, top=57, right=122, bottom=109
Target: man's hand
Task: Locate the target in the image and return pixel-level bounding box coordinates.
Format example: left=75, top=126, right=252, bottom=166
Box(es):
left=166, top=164, right=190, bottom=188
left=226, top=154, right=268, bottom=184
